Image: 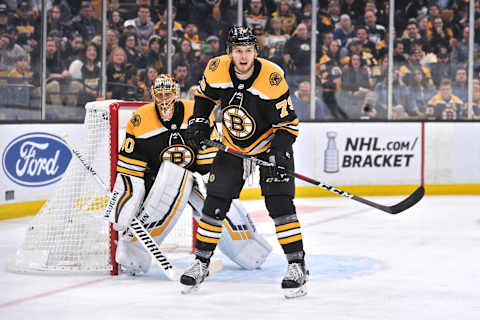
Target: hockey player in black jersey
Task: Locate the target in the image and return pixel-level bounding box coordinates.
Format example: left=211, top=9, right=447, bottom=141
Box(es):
left=181, top=25, right=309, bottom=298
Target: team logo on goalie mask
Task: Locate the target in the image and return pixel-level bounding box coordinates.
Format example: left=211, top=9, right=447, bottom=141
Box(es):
left=159, top=144, right=195, bottom=168
left=222, top=105, right=256, bottom=140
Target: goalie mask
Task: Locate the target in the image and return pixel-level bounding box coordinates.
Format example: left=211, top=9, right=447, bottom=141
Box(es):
left=151, top=74, right=180, bottom=121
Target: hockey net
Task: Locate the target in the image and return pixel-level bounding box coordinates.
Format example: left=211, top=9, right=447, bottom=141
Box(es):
left=11, top=100, right=194, bottom=275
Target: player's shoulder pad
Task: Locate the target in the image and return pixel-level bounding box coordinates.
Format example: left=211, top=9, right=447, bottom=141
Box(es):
left=180, top=99, right=195, bottom=125
left=127, top=102, right=164, bottom=136
left=203, top=54, right=232, bottom=86
left=249, top=58, right=289, bottom=100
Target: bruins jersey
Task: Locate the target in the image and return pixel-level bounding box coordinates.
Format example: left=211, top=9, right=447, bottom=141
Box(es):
left=117, top=99, right=218, bottom=184
left=426, top=93, right=466, bottom=120
left=194, top=55, right=299, bottom=155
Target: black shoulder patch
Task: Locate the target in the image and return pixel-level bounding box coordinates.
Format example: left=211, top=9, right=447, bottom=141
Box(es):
left=130, top=114, right=141, bottom=127
left=269, top=72, right=282, bottom=86
left=209, top=58, right=220, bottom=72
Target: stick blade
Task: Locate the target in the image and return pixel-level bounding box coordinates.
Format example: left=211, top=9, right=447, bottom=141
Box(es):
left=387, top=186, right=425, bottom=214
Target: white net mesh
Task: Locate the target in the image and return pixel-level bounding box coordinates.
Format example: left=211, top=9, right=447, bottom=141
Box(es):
left=11, top=100, right=193, bottom=274
left=13, top=102, right=112, bottom=273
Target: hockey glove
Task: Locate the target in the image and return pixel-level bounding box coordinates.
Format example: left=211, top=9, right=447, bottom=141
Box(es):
left=266, top=148, right=291, bottom=182
left=185, top=116, right=210, bottom=150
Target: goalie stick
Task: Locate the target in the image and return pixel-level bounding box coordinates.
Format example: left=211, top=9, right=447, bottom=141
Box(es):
left=61, top=134, right=223, bottom=280
left=202, top=139, right=424, bottom=214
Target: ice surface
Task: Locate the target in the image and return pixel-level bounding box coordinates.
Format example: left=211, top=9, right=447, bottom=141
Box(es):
left=1, top=195, right=479, bottom=320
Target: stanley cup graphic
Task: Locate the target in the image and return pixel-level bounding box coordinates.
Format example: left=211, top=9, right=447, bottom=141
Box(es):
left=324, top=131, right=339, bottom=173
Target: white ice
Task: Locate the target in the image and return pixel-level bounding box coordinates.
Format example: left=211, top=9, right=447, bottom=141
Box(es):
left=0, top=195, right=479, bottom=320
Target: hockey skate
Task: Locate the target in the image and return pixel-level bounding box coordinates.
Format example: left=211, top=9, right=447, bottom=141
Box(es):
left=180, top=259, right=209, bottom=294
left=281, top=262, right=309, bottom=299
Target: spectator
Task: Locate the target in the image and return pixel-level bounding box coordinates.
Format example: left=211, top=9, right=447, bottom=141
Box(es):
left=320, top=31, right=334, bottom=54
left=106, top=28, right=118, bottom=57
left=138, top=35, right=166, bottom=73
left=173, top=39, right=196, bottom=67
left=340, top=38, right=375, bottom=69
left=393, top=40, right=407, bottom=67
left=283, top=23, right=313, bottom=85
left=451, top=27, right=480, bottom=71
left=119, top=32, right=142, bottom=67
left=123, top=19, right=136, bottom=35
left=400, top=46, right=432, bottom=87
left=206, top=35, right=222, bottom=56
left=416, top=14, right=429, bottom=40
left=7, top=54, right=34, bottom=106
left=318, top=40, right=346, bottom=119
left=291, top=80, right=326, bottom=120
left=471, top=81, right=480, bottom=119
left=154, top=6, right=184, bottom=36
left=106, top=46, right=129, bottom=99
left=426, top=79, right=466, bottom=120
left=183, top=23, right=203, bottom=49
left=0, top=4, right=9, bottom=35
left=452, top=66, right=467, bottom=103
left=123, top=0, right=154, bottom=21
left=430, top=47, right=453, bottom=87
left=317, top=0, right=340, bottom=34
left=190, top=43, right=214, bottom=83
left=270, top=0, right=297, bottom=35
left=243, top=0, right=269, bottom=32
left=428, top=16, right=454, bottom=55
left=172, top=59, right=194, bottom=98
left=262, top=17, right=289, bottom=63
left=10, top=1, right=37, bottom=41
left=47, top=5, right=68, bottom=39
left=138, top=64, right=158, bottom=101
left=404, top=0, right=429, bottom=22
left=406, top=68, right=436, bottom=116
left=340, top=0, right=362, bottom=26
left=0, top=31, right=26, bottom=72
left=333, top=14, right=355, bottom=48
left=133, top=5, right=154, bottom=49
left=356, top=25, right=376, bottom=59
left=74, top=42, right=101, bottom=106
left=60, top=32, right=85, bottom=68
left=401, top=21, right=424, bottom=56
left=45, top=37, right=81, bottom=106
left=108, top=10, right=124, bottom=34
left=71, top=1, right=101, bottom=42
left=374, top=67, right=410, bottom=119
left=363, top=9, right=385, bottom=44
left=338, top=53, right=372, bottom=119
left=450, top=2, right=468, bottom=39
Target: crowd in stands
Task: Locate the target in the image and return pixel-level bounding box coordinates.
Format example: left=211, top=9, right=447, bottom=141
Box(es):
left=1, top=0, right=480, bottom=120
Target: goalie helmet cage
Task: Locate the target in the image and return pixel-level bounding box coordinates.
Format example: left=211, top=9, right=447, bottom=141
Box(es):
left=11, top=100, right=195, bottom=275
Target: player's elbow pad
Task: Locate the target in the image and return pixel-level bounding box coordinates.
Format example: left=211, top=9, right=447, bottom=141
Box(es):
left=104, top=173, right=145, bottom=231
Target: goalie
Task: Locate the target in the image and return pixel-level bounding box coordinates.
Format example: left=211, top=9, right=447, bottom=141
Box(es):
left=104, top=74, right=271, bottom=274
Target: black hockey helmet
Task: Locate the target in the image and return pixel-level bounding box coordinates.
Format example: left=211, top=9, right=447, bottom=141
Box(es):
left=227, top=25, right=259, bottom=52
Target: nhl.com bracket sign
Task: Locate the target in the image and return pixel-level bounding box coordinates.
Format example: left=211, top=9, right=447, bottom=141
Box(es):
left=2, top=132, right=72, bottom=187
left=316, top=123, right=422, bottom=185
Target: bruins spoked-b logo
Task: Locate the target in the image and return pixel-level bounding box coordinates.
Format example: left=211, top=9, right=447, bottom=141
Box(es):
left=209, top=58, right=220, bottom=71
left=130, top=114, right=141, bottom=127
left=223, top=106, right=256, bottom=140
left=269, top=72, right=282, bottom=86
left=159, top=144, right=195, bottom=168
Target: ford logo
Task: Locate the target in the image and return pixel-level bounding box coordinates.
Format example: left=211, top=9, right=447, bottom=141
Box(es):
left=2, top=132, right=72, bottom=187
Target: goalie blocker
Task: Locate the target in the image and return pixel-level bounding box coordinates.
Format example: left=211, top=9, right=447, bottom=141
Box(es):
left=107, top=160, right=271, bottom=273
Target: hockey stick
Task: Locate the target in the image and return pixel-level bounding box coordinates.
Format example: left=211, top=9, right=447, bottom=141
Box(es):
left=202, top=139, right=424, bottom=214
left=62, top=134, right=224, bottom=280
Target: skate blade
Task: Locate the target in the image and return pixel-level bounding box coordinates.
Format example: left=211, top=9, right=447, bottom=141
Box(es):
left=283, top=285, right=307, bottom=299
left=180, top=283, right=200, bottom=295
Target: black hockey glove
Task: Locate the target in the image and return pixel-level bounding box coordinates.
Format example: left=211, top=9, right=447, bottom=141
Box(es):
left=185, top=116, right=210, bottom=150
left=266, top=148, right=291, bottom=182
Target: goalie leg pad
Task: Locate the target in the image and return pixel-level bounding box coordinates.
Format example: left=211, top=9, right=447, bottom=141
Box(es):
left=218, top=200, right=272, bottom=269
left=137, top=160, right=194, bottom=244
left=104, top=173, right=145, bottom=231
left=116, top=235, right=152, bottom=274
